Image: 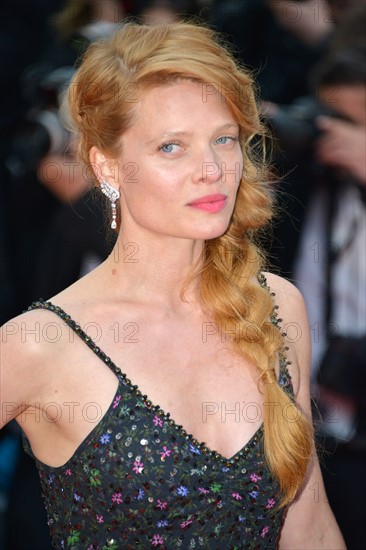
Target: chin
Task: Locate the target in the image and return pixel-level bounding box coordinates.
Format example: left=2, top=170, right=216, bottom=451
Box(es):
left=190, top=221, right=231, bottom=241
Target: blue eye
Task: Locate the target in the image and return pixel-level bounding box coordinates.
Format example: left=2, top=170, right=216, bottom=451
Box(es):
left=159, top=142, right=180, bottom=153
left=215, top=135, right=238, bottom=145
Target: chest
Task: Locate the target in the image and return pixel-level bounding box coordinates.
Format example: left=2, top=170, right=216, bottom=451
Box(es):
left=89, top=318, right=262, bottom=423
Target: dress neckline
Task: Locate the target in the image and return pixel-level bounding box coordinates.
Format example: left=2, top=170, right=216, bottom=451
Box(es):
left=27, top=282, right=292, bottom=468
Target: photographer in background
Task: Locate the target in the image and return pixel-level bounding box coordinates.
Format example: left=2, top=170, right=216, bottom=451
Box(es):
left=291, top=48, right=366, bottom=549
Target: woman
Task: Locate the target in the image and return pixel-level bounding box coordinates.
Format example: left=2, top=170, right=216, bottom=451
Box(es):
left=1, top=22, right=344, bottom=549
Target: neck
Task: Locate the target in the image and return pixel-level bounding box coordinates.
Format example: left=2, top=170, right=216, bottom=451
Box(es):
left=100, top=234, right=205, bottom=312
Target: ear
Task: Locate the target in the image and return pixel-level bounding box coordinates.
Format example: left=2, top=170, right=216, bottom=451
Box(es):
left=89, top=146, right=119, bottom=189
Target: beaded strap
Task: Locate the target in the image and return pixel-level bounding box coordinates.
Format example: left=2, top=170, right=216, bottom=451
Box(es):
left=27, top=300, right=122, bottom=378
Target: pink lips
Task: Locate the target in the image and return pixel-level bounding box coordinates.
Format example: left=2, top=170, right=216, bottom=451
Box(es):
left=187, top=194, right=227, bottom=213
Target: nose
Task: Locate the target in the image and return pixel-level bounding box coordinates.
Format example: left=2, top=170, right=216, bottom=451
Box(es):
left=192, top=146, right=222, bottom=185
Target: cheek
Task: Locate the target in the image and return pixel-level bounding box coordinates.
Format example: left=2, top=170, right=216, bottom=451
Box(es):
left=142, top=163, right=186, bottom=196
left=121, top=162, right=181, bottom=208
left=120, top=162, right=140, bottom=187
left=224, top=154, right=243, bottom=189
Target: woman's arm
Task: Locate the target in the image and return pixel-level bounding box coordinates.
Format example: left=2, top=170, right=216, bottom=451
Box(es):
left=0, top=310, right=52, bottom=430
left=264, top=273, right=346, bottom=549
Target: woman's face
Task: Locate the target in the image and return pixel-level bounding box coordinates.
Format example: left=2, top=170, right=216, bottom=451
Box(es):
left=115, top=80, right=243, bottom=243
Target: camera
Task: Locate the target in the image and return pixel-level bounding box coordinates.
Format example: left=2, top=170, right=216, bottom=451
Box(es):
left=264, top=95, right=348, bottom=158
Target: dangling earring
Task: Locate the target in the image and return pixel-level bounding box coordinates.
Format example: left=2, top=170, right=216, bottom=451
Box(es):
left=100, top=180, right=120, bottom=229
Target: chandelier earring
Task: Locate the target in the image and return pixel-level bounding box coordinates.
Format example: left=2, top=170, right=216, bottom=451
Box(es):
left=100, top=180, right=120, bottom=229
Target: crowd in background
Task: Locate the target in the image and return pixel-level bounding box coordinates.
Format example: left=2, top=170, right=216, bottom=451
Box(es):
left=0, top=1, right=365, bottom=548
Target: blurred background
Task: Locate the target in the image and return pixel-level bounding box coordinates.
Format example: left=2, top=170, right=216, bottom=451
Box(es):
left=0, top=1, right=365, bottom=548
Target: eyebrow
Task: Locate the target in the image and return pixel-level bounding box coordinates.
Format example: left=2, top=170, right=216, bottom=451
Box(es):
left=146, top=122, right=239, bottom=145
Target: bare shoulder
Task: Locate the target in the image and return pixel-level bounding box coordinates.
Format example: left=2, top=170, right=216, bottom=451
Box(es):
left=263, top=271, right=309, bottom=340
left=263, top=271, right=311, bottom=402
left=263, top=271, right=306, bottom=310
left=1, top=306, right=68, bottom=357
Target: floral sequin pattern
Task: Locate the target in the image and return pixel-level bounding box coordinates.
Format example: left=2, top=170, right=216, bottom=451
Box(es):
left=23, top=283, right=294, bottom=549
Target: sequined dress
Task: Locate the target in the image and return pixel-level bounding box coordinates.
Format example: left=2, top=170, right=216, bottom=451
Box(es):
left=23, top=288, right=294, bottom=550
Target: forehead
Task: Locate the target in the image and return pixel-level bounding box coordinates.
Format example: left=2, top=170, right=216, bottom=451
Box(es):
left=129, top=80, right=237, bottom=132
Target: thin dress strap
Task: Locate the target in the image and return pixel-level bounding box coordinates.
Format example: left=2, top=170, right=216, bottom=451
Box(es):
left=26, top=300, right=122, bottom=378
